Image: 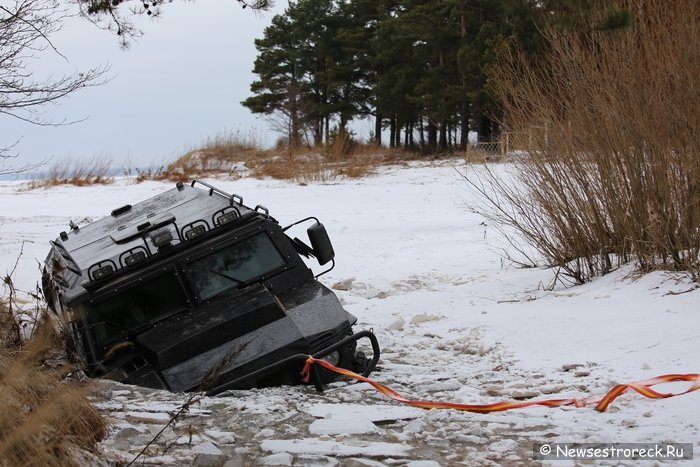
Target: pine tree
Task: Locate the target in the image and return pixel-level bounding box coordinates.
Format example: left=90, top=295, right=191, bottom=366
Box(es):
left=242, top=13, right=307, bottom=147
left=244, top=0, right=378, bottom=147
left=243, top=0, right=552, bottom=150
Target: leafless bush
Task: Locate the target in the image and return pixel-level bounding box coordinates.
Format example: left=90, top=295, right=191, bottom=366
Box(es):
left=470, top=0, right=700, bottom=283
left=0, top=331, right=107, bottom=466
left=28, top=155, right=113, bottom=188
left=0, top=261, right=107, bottom=466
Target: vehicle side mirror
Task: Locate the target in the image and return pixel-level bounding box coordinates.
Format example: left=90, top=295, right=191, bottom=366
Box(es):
left=307, top=222, right=335, bottom=266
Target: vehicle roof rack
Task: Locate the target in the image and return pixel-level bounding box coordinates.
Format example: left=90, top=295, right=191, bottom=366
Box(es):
left=191, top=179, right=244, bottom=206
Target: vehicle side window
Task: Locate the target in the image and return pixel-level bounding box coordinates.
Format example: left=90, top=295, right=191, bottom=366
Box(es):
left=90, top=273, right=187, bottom=347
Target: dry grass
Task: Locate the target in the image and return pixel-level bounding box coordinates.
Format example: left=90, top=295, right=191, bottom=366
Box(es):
left=469, top=0, right=700, bottom=283
left=141, top=130, right=419, bottom=184
left=249, top=150, right=375, bottom=184
left=0, top=300, right=107, bottom=466
left=28, top=155, right=113, bottom=189
left=249, top=143, right=445, bottom=183
left=18, top=131, right=438, bottom=188
left=249, top=153, right=332, bottom=183
left=0, top=303, right=19, bottom=349
left=133, top=131, right=271, bottom=182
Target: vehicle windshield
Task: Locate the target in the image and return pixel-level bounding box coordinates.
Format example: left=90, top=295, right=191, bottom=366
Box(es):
left=187, top=233, right=286, bottom=301
left=90, top=273, right=187, bottom=348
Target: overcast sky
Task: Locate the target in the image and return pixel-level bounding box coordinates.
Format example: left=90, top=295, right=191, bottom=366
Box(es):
left=3, top=0, right=291, bottom=169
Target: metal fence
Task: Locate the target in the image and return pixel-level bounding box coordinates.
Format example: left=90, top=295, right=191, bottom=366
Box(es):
left=466, top=127, right=549, bottom=162
left=465, top=141, right=503, bottom=162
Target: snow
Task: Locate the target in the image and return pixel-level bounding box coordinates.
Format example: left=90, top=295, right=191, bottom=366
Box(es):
left=260, top=439, right=413, bottom=457
left=125, top=411, right=173, bottom=424
left=1, top=159, right=698, bottom=465
left=191, top=441, right=224, bottom=455
left=304, top=404, right=424, bottom=422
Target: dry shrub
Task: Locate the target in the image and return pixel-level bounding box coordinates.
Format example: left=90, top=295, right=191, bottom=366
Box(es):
left=324, top=129, right=357, bottom=163
left=322, top=134, right=380, bottom=178
left=0, top=301, right=107, bottom=466
left=470, top=0, right=700, bottom=283
left=250, top=145, right=377, bottom=183
left=132, top=163, right=170, bottom=183
left=341, top=154, right=373, bottom=179
left=29, top=155, right=113, bottom=188
left=0, top=304, right=19, bottom=349
left=250, top=152, right=336, bottom=183
left=136, top=131, right=270, bottom=182
left=136, top=129, right=416, bottom=184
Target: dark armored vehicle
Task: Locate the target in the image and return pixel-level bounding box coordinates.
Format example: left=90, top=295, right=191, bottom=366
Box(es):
left=42, top=180, right=378, bottom=394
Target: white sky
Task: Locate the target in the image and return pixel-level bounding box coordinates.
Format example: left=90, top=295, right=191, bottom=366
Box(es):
left=3, top=0, right=290, bottom=169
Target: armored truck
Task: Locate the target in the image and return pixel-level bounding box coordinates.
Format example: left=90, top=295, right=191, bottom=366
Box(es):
left=42, top=180, right=379, bottom=394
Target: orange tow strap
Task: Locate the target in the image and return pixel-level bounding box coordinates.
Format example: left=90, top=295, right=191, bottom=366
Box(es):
left=301, top=356, right=700, bottom=413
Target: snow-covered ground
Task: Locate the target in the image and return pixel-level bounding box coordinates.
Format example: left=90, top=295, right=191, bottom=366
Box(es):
left=1, top=160, right=698, bottom=466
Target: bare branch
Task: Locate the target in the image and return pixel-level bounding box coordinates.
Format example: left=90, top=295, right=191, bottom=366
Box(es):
left=0, top=0, right=108, bottom=174
left=77, top=0, right=274, bottom=46
left=1, top=0, right=109, bottom=122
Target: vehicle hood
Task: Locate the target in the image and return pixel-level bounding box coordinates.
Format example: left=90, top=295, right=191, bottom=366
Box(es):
left=134, top=281, right=353, bottom=391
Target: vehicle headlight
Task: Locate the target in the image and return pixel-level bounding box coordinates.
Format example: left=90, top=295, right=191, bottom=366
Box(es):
left=321, top=351, right=340, bottom=367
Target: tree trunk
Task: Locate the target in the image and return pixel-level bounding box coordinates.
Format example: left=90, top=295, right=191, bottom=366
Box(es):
left=460, top=99, right=469, bottom=150
left=389, top=116, right=396, bottom=148
left=428, top=120, right=438, bottom=153
left=396, top=121, right=403, bottom=148
left=439, top=121, right=448, bottom=151
left=290, top=92, right=300, bottom=149
left=460, top=13, right=469, bottom=151
left=419, top=117, right=426, bottom=150
left=314, top=119, right=323, bottom=147
left=394, top=122, right=399, bottom=148
left=375, top=112, right=382, bottom=146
